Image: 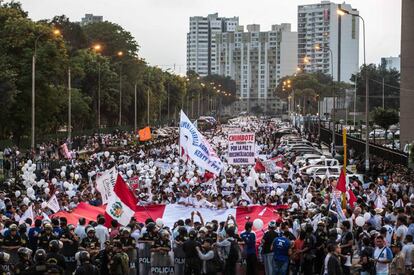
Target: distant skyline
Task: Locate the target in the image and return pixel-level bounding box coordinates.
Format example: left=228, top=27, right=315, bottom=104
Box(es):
left=17, top=0, right=401, bottom=75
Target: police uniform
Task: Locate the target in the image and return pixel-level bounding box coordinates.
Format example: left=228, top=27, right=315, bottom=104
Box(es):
left=151, top=238, right=171, bottom=251
left=115, top=236, right=136, bottom=249
left=3, top=234, right=23, bottom=247
left=139, top=232, right=159, bottom=242
left=80, top=237, right=100, bottom=251
left=37, top=233, right=56, bottom=250
left=13, top=260, right=31, bottom=274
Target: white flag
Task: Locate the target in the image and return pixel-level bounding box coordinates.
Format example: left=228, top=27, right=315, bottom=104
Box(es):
left=179, top=110, right=223, bottom=175
left=47, top=195, right=60, bottom=213
left=96, top=166, right=117, bottom=204
left=241, top=188, right=252, bottom=204
left=19, top=205, right=34, bottom=225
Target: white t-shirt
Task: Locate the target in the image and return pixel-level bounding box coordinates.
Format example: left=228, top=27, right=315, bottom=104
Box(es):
left=396, top=224, right=408, bottom=242
left=374, top=246, right=393, bottom=275
left=383, top=224, right=394, bottom=245
left=402, top=242, right=414, bottom=266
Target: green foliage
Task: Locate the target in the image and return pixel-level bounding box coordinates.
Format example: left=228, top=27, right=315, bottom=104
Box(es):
left=0, top=3, right=236, bottom=147
left=371, top=107, right=399, bottom=134
left=350, top=64, right=400, bottom=112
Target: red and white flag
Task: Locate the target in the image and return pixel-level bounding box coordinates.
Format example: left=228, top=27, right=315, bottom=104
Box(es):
left=105, top=175, right=137, bottom=226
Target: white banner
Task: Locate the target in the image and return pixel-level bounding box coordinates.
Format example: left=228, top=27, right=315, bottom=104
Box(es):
left=47, top=195, right=60, bottom=213
left=162, top=204, right=236, bottom=228
left=96, top=166, right=117, bottom=204
left=179, top=111, right=223, bottom=175
left=227, top=133, right=256, bottom=165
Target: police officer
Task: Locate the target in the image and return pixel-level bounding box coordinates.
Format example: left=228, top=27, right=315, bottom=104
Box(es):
left=314, top=220, right=328, bottom=274
left=14, top=247, right=32, bottom=274
left=115, top=227, right=136, bottom=251
left=37, top=223, right=56, bottom=250
left=25, top=249, right=64, bottom=275
left=46, top=240, right=66, bottom=270
left=18, top=224, right=29, bottom=247
left=3, top=224, right=23, bottom=252
left=182, top=230, right=202, bottom=275
left=0, top=252, right=12, bottom=275
left=96, top=240, right=113, bottom=275
left=151, top=229, right=172, bottom=255
left=139, top=222, right=158, bottom=242
left=74, top=251, right=99, bottom=275
left=109, top=241, right=130, bottom=275
left=79, top=227, right=100, bottom=258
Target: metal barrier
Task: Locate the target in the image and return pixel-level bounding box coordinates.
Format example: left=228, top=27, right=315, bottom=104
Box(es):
left=319, top=126, right=408, bottom=166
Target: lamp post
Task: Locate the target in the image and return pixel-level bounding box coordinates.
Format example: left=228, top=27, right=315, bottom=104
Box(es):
left=338, top=8, right=368, bottom=171
left=315, top=44, right=335, bottom=152
left=117, top=51, right=124, bottom=126
left=92, top=44, right=102, bottom=130
left=31, top=29, right=61, bottom=150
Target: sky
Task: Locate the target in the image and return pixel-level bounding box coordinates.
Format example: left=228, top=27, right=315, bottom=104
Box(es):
left=17, top=0, right=401, bottom=75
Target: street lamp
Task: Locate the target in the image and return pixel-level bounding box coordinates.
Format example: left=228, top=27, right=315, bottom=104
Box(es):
left=338, top=7, right=368, bottom=171
left=315, top=44, right=335, bottom=153
left=117, top=51, right=124, bottom=126
left=31, top=29, right=61, bottom=150
left=92, top=44, right=102, bottom=130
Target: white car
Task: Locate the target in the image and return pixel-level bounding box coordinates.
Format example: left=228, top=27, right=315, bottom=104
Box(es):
left=369, top=129, right=386, bottom=138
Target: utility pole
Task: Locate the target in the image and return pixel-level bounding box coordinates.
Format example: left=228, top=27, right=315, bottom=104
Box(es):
left=68, top=67, right=72, bottom=149
left=134, top=83, right=137, bottom=132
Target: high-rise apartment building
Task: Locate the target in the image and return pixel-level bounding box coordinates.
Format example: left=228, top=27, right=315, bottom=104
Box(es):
left=298, top=1, right=359, bottom=82
left=215, top=24, right=298, bottom=113
left=187, top=13, right=239, bottom=76
left=80, top=14, right=103, bottom=26
left=381, top=56, right=401, bottom=72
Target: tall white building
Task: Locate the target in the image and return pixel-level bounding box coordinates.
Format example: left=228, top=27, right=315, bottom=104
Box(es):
left=298, top=1, right=359, bottom=82
left=187, top=13, right=239, bottom=76
left=215, top=24, right=298, bottom=113
left=80, top=14, right=103, bottom=26
left=381, top=56, right=400, bottom=72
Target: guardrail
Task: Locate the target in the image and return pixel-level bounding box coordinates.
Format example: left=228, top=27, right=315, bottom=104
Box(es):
left=319, top=126, right=408, bottom=166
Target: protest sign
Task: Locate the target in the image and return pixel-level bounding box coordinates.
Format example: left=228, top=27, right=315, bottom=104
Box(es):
left=227, top=133, right=255, bottom=165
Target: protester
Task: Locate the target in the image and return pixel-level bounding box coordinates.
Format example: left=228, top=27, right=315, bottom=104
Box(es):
left=1, top=116, right=414, bottom=275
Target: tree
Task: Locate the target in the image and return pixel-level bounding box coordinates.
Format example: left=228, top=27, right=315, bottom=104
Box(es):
left=371, top=107, right=399, bottom=140
left=350, top=64, right=400, bottom=112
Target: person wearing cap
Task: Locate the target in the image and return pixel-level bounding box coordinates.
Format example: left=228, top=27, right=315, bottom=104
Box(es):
left=150, top=229, right=171, bottom=255
left=79, top=227, right=100, bottom=258
left=37, top=223, right=56, bottom=251
left=109, top=241, right=130, bottom=275
left=205, top=222, right=218, bottom=242
left=390, top=242, right=405, bottom=275
left=115, top=227, right=136, bottom=251
left=182, top=229, right=202, bottom=275
left=2, top=223, right=23, bottom=251
left=359, top=237, right=374, bottom=275
left=261, top=220, right=278, bottom=274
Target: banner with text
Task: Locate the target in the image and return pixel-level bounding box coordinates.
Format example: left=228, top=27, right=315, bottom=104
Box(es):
left=227, top=133, right=256, bottom=165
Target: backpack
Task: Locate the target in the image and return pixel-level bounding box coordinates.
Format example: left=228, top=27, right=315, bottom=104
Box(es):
left=206, top=248, right=225, bottom=273
left=227, top=239, right=242, bottom=264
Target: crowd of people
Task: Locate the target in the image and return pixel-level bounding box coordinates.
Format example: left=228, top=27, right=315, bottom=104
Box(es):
left=0, top=116, right=413, bottom=275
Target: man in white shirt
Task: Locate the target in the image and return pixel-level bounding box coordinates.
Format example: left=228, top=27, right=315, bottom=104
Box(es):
left=74, top=218, right=87, bottom=241
left=402, top=235, right=414, bottom=271
left=373, top=236, right=393, bottom=275
left=95, top=216, right=109, bottom=250
left=383, top=217, right=394, bottom=245
left=395, top=215, right=408, bottom=243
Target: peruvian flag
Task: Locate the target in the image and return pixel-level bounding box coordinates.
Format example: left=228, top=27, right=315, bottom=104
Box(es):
left=105, top=175, right=137, bottom=226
